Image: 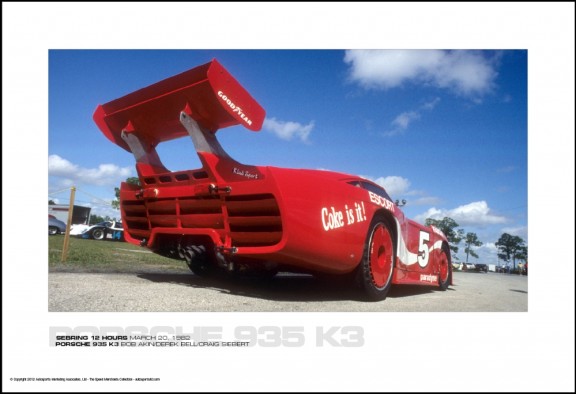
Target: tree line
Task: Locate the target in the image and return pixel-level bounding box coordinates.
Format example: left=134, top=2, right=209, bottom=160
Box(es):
left=425, top=217, right=527, bottom=269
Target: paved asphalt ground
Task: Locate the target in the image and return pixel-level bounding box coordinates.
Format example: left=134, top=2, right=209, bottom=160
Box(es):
left=49, top=270, right=527, bottom=312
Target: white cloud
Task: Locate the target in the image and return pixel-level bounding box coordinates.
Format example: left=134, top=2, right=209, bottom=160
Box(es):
left=49, top=178, right=75, bottom=192
left=417, top=207, right=442, bottom=221
left=48, top=154, right=78, bottom=175
left=392, top=111, right=420, bottom=130
left=48, top=154, right=132, bottom=186
left=361, top=175, right=440, bottom=205
left=501, top=226, right=528, bottom=238
left=367, top=175, right=411, bottom=197
left=456, top=242, right=500, bottom=264
left=81, top=201, right=120, bottom=220
left=344, top=50, right=497, bottom=97
left=479, top=242, right=498, bottom=252
left=410, top=196, right=442, bottom=206
left=415, top=201, right=507, bottom=227
left=263, top=117, right=314, bottom=143
left=421, top=97, right=441, bottom=110
left=384, top=97, right=441, bottom=136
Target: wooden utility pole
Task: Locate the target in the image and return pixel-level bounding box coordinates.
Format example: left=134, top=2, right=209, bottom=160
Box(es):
left=61, top=186, right=76, bottom=263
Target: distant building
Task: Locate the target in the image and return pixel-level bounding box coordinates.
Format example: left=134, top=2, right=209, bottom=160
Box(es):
left=48, top=204, right=91, bottom=225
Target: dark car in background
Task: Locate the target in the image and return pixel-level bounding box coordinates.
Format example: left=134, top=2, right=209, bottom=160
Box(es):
left=48, top=215, right=67, bottom=235
left=472, top=263, right=489, bottom=273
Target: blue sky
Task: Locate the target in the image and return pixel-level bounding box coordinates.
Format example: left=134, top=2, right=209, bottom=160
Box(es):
left=48, top=49, right=527, bottom=264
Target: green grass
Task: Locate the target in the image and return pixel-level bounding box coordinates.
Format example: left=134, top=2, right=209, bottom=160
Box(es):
left=49, top=235, right=188, bottom=273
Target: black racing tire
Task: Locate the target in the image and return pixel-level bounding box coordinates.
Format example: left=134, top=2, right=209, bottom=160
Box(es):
left=438, top=247, right=451, bottom=291
left=49, top=226, right=59, bottom=235
left=91, top=228, right=105, bottom=240
left=182, top=245, right=213, bottom=276
left=358, top=218, right=396, bottom=301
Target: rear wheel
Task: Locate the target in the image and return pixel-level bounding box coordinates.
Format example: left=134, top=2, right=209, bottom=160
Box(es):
left=181, top=245, right=213, bottom=276
left=91, top=228, right=105, bottom=240
left=49, top=226, right=59, bottom=235
left=438, top=247, right=451, bottom=290
left=358, top=219, right=395, bottom=301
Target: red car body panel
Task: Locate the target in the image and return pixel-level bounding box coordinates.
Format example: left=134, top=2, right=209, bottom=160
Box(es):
left=94, top=59, right=452, bottom=295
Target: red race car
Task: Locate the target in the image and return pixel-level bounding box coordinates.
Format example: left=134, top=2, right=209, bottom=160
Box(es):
left=94, top=59, right=452, bottom=300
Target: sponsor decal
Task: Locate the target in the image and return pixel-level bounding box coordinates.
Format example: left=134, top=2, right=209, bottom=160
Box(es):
left=218, top=91, right=253, bottom=126
left=321, top=202, right=366, bottom=231
left=368, top=191, right=395, bottom=212
left=233, top=167, right=259, bottom=180
left=420, top=274, right=438, bottom=283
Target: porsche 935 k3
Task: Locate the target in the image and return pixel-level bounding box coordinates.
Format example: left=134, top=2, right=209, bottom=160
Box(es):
left=93, top=59, right=452, bottom=300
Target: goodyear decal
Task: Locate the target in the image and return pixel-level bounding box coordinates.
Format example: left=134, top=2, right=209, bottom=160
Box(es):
left=218, top=91, right=253, bottom=126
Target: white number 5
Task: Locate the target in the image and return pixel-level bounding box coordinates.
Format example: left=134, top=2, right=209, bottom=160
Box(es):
left=418, top=231, right=430, bottom=268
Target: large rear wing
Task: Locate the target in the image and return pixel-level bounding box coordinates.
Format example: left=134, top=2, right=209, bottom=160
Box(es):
left=93, top=59, right=265, bottom=153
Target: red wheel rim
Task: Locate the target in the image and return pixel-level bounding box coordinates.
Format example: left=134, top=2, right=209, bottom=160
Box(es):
left=439, top=251, right=449, bottom=283
left=370, top=224, right=394, bottom=288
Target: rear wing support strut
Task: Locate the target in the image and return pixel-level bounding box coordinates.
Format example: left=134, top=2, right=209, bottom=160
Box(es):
left=121, top=128, right=165, bottom=169
left=179, top=111, right=232, bottom=160
left=119, top=109, right=241, bottom=178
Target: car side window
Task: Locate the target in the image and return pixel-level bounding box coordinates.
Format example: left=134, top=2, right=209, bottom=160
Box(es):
left=348, top=180, right=392, bottom=201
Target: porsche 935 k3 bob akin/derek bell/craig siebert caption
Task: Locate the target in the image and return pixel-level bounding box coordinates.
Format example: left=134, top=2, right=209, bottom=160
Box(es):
left=93, top=59, right=452, bottom=301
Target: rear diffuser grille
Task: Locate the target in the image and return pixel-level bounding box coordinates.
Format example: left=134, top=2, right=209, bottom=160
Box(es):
left=225, top=194, right=282, bottom=247
left=122, top=194, right=282, bottom=247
